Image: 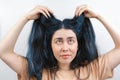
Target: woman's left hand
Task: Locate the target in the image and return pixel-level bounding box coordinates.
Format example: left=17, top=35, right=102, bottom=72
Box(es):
left=75, top=4, right=98, bottom=18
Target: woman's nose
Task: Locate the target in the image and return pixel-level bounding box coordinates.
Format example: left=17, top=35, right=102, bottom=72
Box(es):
left=62, top=42, right=69, bottom=52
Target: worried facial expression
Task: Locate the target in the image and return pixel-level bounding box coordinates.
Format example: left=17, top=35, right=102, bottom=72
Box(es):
left=51, top=29, right=78, bottom=65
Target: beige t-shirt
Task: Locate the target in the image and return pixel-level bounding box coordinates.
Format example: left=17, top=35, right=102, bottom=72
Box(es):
left=18, top=54, right=113, bottom=80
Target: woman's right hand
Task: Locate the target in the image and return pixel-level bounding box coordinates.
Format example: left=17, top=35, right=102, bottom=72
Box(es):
left=25, top=5, right=53, bottom=20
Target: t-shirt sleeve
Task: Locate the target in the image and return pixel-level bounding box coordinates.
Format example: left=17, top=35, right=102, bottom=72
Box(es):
left=98, top=54, right=113, bottom=79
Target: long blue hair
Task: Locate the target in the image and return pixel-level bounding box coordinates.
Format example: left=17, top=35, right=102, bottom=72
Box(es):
left=26, top=13, right=98, bottom=80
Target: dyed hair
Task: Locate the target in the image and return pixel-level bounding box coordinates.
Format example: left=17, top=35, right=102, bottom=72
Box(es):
left=26, top=13, right=98, bottom=80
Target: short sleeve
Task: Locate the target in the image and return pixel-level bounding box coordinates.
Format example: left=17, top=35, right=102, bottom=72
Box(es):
left=98, top=54, right=113, bottom=79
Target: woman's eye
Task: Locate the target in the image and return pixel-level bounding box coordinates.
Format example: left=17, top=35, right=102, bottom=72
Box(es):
left=55, top=40, right=63, bottom=45
left=68, top=39, right=75, bottom=44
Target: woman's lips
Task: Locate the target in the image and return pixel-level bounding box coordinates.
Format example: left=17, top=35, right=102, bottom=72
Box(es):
left=60, top=54, right=70, bottom=59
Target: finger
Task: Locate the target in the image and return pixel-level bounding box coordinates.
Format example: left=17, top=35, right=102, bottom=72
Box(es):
left=48, top=8, right=54, bottom=14
left=78, top=7, right=88, bottom=16
left=44, top=7, right=54, bottom=14
left=75, top=6, right=79, bottom=16
left=42, top=8, right=51, bottom=17
left=41, top=6, right=54, bottom=17
left=40, top=7, right=51, bottom=17
left=75, top=5, right=86, bottom=16
left=36, top=5, right=50, bottom=18
left=75, top=5, right=87, bottom=16
left=75, top=6, right=82, bottom=16
left=37, top=7, right=49, bottom=17
left=38, top=9, right=48, bottom=18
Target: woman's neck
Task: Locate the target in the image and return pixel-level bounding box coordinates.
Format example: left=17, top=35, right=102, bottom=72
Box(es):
left=58, top=63, right=70, bottom=71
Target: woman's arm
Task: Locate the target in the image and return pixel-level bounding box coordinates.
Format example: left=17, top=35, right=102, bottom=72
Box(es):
left=75, top=4, right=120, bottom=69
left=96, top=15, right=120, bottom=69
left=0, top=17, right=29, bottom=74
left=0, top=5, right=52, bottom=74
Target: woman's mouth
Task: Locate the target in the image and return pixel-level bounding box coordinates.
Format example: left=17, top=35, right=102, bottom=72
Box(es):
left=60, top=54, right=70, bottom=59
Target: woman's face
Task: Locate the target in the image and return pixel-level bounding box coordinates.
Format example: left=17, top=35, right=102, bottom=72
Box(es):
left=51, top=29, right=78, bottom=65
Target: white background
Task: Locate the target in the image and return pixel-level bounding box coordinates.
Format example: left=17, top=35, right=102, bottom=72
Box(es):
left=0, top=0, right=120, bottom=80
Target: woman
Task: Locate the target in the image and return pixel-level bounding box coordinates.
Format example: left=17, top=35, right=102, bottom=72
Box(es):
left=0, top=5, right=120, bottom=80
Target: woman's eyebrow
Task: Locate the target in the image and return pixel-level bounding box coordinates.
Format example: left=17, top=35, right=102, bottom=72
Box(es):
left=53, top=37, right=63, bottom=41
left=54, top=36, right=76, bottom=40
left=67, top=37, right=76, bottom=39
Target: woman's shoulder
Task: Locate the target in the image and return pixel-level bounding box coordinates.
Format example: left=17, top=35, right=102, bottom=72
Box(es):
left=75, top=54, right=113, bottom=80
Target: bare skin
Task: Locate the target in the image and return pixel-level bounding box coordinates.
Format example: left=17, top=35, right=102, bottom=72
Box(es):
left=0, top=5, right=52, bottom=75
left=75, top=5, right=120, bottom=69
left=0, top=5, right=120, bottom=80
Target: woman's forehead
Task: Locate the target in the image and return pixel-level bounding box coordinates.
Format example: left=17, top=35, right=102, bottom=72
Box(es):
left=52, top=29, right=76, bottom=39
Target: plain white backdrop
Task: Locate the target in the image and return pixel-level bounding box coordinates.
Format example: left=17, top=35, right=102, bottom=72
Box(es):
left=0, top=0, right=120, bottom=80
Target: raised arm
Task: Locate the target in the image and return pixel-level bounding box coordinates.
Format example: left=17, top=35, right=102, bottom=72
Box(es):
left=0, top=6, right=52, bottom=74
left=96, top=13, right=120, bottom=69
left=75, top=5, right=120, bottom=69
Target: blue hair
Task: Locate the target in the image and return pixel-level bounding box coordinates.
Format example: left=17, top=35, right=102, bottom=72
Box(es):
left=26, top=13, right=98, bottom=80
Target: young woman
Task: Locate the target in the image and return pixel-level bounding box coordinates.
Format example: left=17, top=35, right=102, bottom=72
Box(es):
left=0, top=5, right=120, bottom=80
